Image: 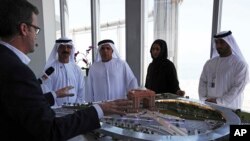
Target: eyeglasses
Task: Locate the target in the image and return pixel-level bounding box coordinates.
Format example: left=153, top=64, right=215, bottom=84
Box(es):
left=25, top=23, right=40, bottom=35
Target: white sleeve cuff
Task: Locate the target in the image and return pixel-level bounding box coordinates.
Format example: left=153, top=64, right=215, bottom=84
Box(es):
left=51, top=91, right=57, bottom=100
left=93, top=104, right=104, bottom=119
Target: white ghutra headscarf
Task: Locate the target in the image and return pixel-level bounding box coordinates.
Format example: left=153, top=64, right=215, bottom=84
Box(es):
left=45, top=37, right=75, bottom=69
left=212, top=30, right=249, bottom=82
left=212, top=31, right=246, bottom=62
left=95, top=39, right=120, bottom=62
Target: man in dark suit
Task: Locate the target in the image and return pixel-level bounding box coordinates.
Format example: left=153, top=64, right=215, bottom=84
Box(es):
left=0, top=0, right=129, bottom=140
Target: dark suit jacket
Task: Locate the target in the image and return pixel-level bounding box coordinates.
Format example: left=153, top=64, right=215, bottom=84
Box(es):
left=44, top=91, right=55, bottom=106
left=0, top=44, right=100, bottom=141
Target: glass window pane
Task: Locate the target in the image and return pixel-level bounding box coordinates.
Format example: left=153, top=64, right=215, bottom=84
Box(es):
left=100, top=0, right=125, bottom=60
left=66, top=0, right=92, bottom=69
left=54, top=0, right=61, bottom=37
left=143, top=0, right=154, bottom=85
left=178, top=0, right=213, bottom=99
left=221, top=0, right=250, bottom=112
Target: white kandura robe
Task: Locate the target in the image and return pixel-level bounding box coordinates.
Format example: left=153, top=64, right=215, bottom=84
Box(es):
left=42, top=60, right=85, bottom=106
left=86, top=58, right=138, bottom=102
left=199, top=54, right=248, bottom=109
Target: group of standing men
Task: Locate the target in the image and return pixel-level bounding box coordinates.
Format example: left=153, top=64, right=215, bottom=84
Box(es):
left=41, top=38, right=138, bottom=106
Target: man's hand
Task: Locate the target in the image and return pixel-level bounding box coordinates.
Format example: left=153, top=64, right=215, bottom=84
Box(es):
left=99, top=99, right=132, bottom=116
left=55, top=86, right=74, bottom=98
left=205, top=98, right=217, bottom=103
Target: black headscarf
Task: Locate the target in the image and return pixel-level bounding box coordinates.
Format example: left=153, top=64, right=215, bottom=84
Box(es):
left=145, top=39, right=180, bottom=94
left=150, top=39, right=168, bottom=62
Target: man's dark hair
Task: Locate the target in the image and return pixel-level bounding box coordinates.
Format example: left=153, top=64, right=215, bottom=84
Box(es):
left=0, top=0, right=39, bottom=38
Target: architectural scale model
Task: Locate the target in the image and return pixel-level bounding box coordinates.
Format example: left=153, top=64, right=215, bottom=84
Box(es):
left=54, top=93, right=241, bottom=141
left=127, top=89, right=156, bottom=112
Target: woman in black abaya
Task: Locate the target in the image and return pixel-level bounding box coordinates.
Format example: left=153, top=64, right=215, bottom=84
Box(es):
left=145, top=39, right=185, bottom=96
